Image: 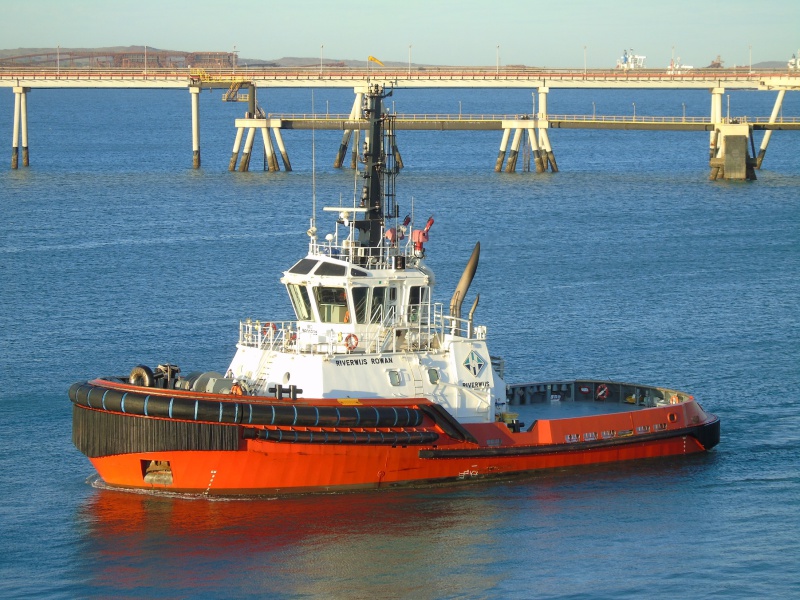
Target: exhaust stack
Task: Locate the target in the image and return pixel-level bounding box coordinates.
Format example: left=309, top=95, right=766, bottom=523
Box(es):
left=449, top=242, right=480, bottom=322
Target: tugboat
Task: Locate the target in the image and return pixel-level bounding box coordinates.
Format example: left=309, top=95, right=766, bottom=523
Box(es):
left=70, top=85, right=719, bottom=495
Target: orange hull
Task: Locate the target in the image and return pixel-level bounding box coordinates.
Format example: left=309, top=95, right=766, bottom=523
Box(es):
left=72, top=380, right=720, bottom=495
left=89, top=432, right=711, bottom=495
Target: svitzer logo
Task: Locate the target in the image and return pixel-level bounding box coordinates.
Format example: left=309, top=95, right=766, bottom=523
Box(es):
left=463, top=351, right=486, bottom=378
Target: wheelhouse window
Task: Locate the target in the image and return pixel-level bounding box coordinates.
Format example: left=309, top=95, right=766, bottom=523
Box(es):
left=370, top=287, right=387, bottom=324
left=314, top=286, right=350, bottom=323
left=287, top=284, right=313, bottom=321
left=352, top=287, right=369, bottom=324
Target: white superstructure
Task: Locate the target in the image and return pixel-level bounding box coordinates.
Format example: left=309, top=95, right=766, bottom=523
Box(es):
left=225, top=85, right=506, bottom=424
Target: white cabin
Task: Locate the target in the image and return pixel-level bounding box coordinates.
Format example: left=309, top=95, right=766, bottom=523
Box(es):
left=226, top=212, right=505, bottom=424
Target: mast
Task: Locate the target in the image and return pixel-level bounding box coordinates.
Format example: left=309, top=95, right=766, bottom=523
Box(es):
left=355, top=84, right=397, bottom=254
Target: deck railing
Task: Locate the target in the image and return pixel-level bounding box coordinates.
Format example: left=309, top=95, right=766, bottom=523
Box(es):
left=238, top=303, right=483, bottom=355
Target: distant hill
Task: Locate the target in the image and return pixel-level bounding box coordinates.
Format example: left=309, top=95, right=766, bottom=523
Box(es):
left=0, top=45, right=178, bottom=58
left=0, top=47, right=415, bottom=69
left=0, top=47, right=794, bottom=69
left=0, top=46, right=235, bottom=69
left=251, top=56, right=414, bottom=68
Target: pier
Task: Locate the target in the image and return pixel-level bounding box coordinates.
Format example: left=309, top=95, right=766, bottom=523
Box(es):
left=2, top=66, right=799, bottom=180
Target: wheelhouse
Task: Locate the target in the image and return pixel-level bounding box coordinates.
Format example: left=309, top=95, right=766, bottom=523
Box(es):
left=282, top=256, right=432, bottom=331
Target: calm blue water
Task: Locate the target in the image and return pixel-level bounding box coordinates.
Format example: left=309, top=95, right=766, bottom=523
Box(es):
left=1, top=86, right=798, bottom=599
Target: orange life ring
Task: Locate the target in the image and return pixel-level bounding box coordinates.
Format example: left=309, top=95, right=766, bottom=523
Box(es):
left=669, top=394, right=680, bottom=405
left=262, top=322, right=277, bottom=336
left=596, top=384, right=610, bottom=400
left=345, top=334, right=359, bottom=351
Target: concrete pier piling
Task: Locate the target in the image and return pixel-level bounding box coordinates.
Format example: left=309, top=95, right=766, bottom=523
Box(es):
left=190, top=87, right=201, bottom=168
left=392, top=140, right=404, bottom=169
left=522, top=130, right=531, bottom=172
left=273, top=127, right=292, bottom=171
left=709, top=123, right=757, bottom=180
left=228, top=119, right=288, bottom=173
left=20, top=89, right=29, bottom=166
left=334, top=91, right=363, bottom=168
left=505, top=128, right=523, bottom=172
left=350, top=129, right=360, bottom=170
left=239, top=127, right=256, bottom=172
left=539, top=129, right=558, bottom=172
left=756, top=89, right=786, bottom=169
left=11, top=86, right=30, bottom=169
left=706, top=88, right=756, bottom=180
left=11, top=95, right=19, bottom=168
left=496, top=110, right=556, bottom=175
left=494, top=128, right=511, bottom=172
left=334, top=131, right=353, bottom=168
left=536, top=87, right=558, bottom=172
left=528, top=125, right=545, bottom=173
left=709, top=88, right=723, bottom=175
left=262, top=127, right=279, bottom=171
left=229, top=127, right=244, bottom=171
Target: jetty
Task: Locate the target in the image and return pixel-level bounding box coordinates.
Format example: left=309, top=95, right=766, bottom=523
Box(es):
left=2, top=66, right=799, bottom=180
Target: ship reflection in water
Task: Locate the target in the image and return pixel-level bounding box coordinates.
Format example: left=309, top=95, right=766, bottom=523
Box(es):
left=77, top=484, right=505, bottom=596
left=76, top=454, right=710, bottom=597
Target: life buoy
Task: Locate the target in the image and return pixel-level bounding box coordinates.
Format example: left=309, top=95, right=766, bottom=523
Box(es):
left=669, top=394, right=680, bottom=405
left=262, top=322, right=277, bottom=336
left=596, top=384, right=610, bottom=400
left=345, top=334, right=359, bottom=351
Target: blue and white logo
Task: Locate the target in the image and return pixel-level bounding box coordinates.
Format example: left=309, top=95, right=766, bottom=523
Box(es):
left=463, top=351, right=486, bottom=377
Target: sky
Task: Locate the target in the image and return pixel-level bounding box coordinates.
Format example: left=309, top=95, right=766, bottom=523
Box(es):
left=1, top=0, right=798, bottom=68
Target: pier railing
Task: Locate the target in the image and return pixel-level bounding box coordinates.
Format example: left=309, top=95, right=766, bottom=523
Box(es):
left=271, top=112, right=525, bottom=121
left=2, top=66, right=795, bottom=80
left=547, top=114, right=800, bottom=124
left=3, top=66, right=799, bottom=91
left=268, top=112, right=800, bottom=126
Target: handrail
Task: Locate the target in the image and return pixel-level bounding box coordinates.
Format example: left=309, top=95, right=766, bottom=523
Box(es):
left=238, top=302, right=482, bottom=356
left=2, top=66, right=797, bottom=78
left=3, top=67, right=797, bottom=95
left=270, top=112, right=525, bottom=121
left=268, top=113, right=800, bottom=125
